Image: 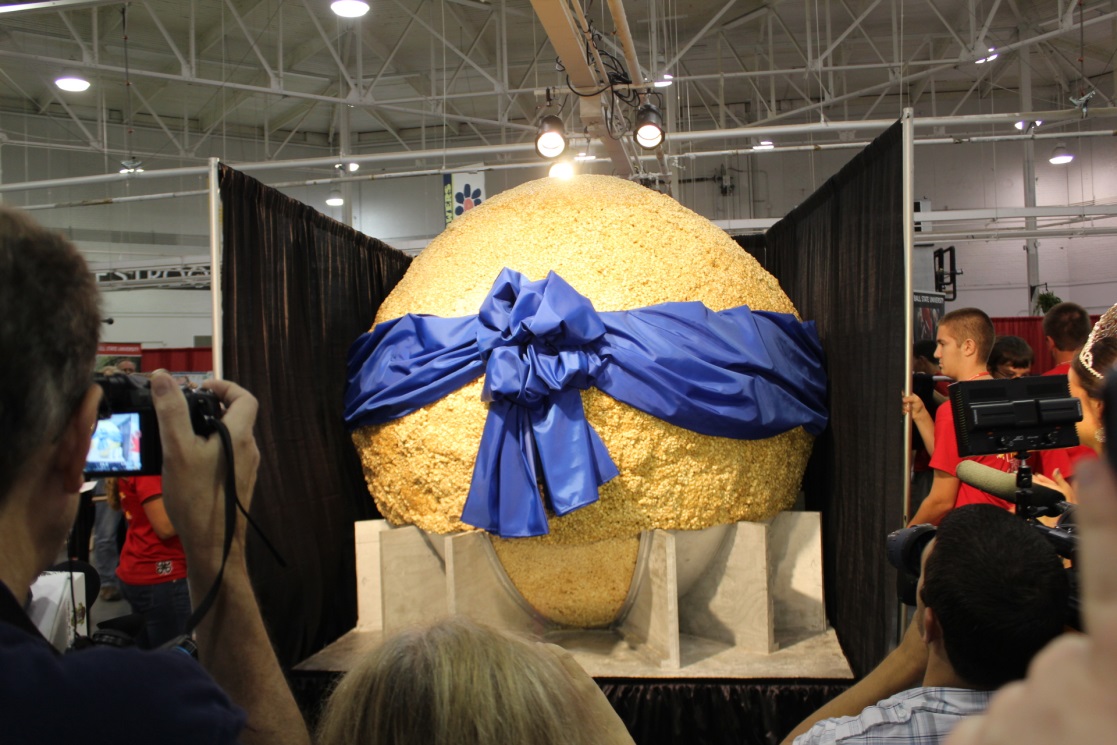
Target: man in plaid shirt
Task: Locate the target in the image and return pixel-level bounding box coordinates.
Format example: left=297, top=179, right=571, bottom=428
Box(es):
left=783, top=505, right=1069, bottom=745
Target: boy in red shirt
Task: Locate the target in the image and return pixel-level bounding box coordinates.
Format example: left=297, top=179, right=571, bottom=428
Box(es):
left=117, top=475, right=190, bottom=648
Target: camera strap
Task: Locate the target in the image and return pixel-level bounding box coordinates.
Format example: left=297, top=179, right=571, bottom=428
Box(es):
left=182, top=418, right=286, bottom=638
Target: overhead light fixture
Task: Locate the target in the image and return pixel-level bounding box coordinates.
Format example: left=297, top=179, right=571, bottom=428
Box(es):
left=331, top=0, right=370, bottom=17
left=975, top=47, right=998, bottom=64
left=348, top=162, right=360, bottom=172
left=548, top=161, right=574, bottom=179
left=633, top=103, right=664, bottom=150
left=1048, top=143, right=1074, bottom=165
left=753, top=140, right=774, bottom=151
left=1014, top=119, right=1042, bottom=131
left=574, top=151, right=596, bottom=162
left=535, top=115, right=567, bottom=159
left=653, top=73, right=674, bottom=88
left=119, top=158, right=144, bottom=174
left=55, top=70, right=90, bottom=92
left=326, top=189, right=345, bottom=206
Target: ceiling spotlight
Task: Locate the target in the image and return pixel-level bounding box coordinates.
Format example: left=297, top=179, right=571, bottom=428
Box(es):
left=331, top=0, right=370, bottom=17
left=1014, top=119, right=1043, bottom=132
left=574, top=150, right=596, bottom=162
left=326, top=189, right=345, bottom=206
left=119, top=158, right=144, bottom=174
left=753, top=140, right=774, bottom=151
left=55, top=70, right=91, bottom=92
left=548, top=161, right=574, bottom=179
left=535, top=115, right=567, bottom=159
left=653, top=73, right=674, bottom=88
left=633, top=103, right=664, bottom=150
left=348, top=162, right=360, bottom=172
left=1048, top=143, right=1074, bottom=165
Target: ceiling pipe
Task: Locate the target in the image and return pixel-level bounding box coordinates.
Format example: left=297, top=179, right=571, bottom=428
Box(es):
left=605, top=0, right=647, bottom=86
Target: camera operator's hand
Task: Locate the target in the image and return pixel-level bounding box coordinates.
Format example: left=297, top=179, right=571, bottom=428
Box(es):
left=946, top=460, right=1117, bottom=745
left=1032, top=470, right=1075, bottom=503
left=150, top=371, right=309, bottom=745
left=151, top=371, right=260, bottom=564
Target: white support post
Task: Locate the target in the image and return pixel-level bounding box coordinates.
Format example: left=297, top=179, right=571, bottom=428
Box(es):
left=901, top=107, right=915, bottom=647
left=208, top=156, right=223, bottom=378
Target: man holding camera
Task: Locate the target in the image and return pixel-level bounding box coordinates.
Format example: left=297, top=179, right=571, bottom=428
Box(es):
left=781, top=504, right=1069, bottom=744
left=0, top=207, right=310, bottom=744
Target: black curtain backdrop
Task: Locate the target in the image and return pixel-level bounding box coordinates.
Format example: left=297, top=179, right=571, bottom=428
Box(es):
left=219, top=165, right=412, bottom=666
left=289, top=672, right=850, bottom=745
left=736, top=121, right=906, bottom=678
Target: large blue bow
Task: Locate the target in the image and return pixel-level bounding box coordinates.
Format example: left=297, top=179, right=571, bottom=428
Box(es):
left=345, top=268, right=828, bottom=538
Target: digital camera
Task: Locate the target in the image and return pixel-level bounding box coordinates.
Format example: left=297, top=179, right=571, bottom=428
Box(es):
left=83, top=374, right=221, bottom=477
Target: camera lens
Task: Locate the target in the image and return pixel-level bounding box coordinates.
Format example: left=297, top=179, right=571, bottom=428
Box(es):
left=886, top=523, right=937, bottom=576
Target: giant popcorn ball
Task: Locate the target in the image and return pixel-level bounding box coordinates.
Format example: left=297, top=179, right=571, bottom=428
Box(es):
left=352, top=175, right=815, bottom=627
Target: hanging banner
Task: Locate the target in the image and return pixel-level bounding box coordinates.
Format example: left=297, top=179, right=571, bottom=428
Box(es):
left=96, top=343, right=143, bottom=373
left=443, top=171, right=485, bottom=226
left=913, top=291, right=946, bottom=344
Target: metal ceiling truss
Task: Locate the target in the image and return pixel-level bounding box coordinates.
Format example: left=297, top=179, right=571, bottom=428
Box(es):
left=0, top=0, right=1113, bottom=173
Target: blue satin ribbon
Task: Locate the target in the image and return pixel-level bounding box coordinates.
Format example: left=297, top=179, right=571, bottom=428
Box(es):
left=345, top=268, right=827, bottom=538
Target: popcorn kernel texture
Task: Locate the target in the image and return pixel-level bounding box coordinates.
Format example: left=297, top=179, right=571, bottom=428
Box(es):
left=354, top=175, right=814, bottom=626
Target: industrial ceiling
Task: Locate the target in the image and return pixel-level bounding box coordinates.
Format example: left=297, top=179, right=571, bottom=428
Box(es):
left=0, top=0, right=1113, bottom=179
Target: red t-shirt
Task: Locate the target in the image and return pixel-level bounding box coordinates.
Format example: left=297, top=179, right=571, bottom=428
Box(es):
left=116, top=476, right=188, bottom=585
left=1031, top=362, right=1097, bottom=480
left=929, top=402, right=1016, bottom=512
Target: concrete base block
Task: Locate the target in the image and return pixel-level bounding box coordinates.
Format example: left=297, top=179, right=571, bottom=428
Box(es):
left=312, top=511, right=849, bottom=680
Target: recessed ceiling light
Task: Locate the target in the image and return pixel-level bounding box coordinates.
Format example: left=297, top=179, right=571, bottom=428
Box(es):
left=55, top=71, right=90, bottom=92
left=1048, top=144, right=1073, bottom=165
left=975, top=47, right=997, bottom=64
left=331, top=0, right=370, bottom=18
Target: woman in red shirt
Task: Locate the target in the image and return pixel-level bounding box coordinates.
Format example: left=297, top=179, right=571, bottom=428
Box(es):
left=116, top=475, right=191, bottom=648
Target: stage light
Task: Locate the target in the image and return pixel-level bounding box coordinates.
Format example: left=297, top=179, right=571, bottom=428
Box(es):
left=1048, top=143, right=1074, bottom=165
left=55, top=70, right=90, bottom=92
left=535, top=115, right=567, bottom=158
left=548, top=161, right=574, bottom=179
left=753, top=140, right=774, bottom=151
left=633, top=103, right=664, bottom=150
left=326, top=189, right=345, bottom=206
left=1014, top=120, right=1042, bottom=132
left=654, top=73, right=674, bottom=88
left=331, top=0, right=369, bottom=17
left=348, top=162, right=360, bottom=172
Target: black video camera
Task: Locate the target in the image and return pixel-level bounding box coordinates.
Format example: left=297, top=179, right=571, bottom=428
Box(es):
left=887, top=516, right=1080, bottom=627
left=83, top=374, right=222, bottom=477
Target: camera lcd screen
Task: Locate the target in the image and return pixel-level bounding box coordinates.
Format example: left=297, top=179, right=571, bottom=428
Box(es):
left=85, top=413, right=149, bottom=475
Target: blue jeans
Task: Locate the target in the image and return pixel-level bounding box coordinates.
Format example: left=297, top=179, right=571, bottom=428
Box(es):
left=91, top=502, right=122, bottom=589
left=120, top=578, right=192, bottom=649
